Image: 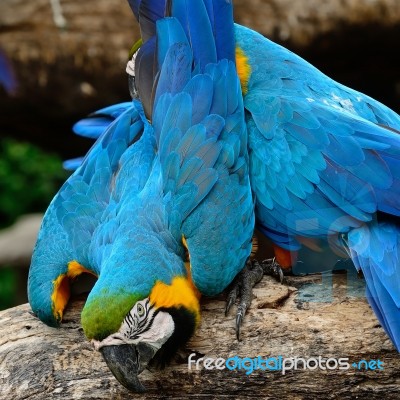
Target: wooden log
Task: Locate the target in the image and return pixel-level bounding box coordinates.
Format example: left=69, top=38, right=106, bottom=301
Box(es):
left=1, top=274, right=399, bottom=399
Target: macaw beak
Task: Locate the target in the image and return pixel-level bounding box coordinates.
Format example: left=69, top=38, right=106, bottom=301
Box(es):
left=100, top=343, right=157, bottom=392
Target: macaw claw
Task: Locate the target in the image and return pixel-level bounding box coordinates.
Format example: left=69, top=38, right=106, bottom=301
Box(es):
left=225, top=258, right=285, bottom=340
left=261, top=257, right=285, bottom=284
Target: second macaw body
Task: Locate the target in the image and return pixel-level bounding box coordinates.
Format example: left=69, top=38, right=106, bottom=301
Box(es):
left=236, top=25, right=400, bottom=350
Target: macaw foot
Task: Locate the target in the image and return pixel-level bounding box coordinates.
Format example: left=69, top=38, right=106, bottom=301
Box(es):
left=225, top=258, right=285, bottom=340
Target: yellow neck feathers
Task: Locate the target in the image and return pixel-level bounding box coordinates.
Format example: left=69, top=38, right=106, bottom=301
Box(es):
left=235, top=46, right=251, bottom=95
left=149, top=277, right=201, bottom=326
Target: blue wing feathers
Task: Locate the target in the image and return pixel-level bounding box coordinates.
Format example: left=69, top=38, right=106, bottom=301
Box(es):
left=250, top=94, right=400, bottom=236
left=72, top=103, right=132, bottom=139
left=202, top=114, right=225, bottom=138
left=237, top=24, right=400, bottom=351
left=175, top=125, right=207, bottom=160
left=171, top=0, right=217, bottom=70
left=202, top=0, right=235, bottom=62
left=156, top=18, right=188, bottom=68
left=29, top=101, right=148, bottom=322
left=149, top=1, right=253, bottom=294
left=183, top=75, right=213, bottom=124
left=349, top=222, right=400, bottom=350
left=154, top=43, right=192, bottom=107
left=159, top=92, right=193, bottom=144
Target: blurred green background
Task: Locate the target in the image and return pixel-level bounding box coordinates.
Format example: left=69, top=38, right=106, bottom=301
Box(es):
left=0, top=139, right=67, bottom=228
left=0, top=138, right=68, bottom=309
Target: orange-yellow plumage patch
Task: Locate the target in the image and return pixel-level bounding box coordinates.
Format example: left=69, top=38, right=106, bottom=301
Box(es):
left=273, top=245, right=297, bottom=269
left=67, top=260, right=97, bottom=279
left=51, top=261, right=97, bottom=321
left=51, top=274, right=70, bottom=322
left=182, top=235, right=189, bottom=251
left=235, top=46, right=252, bottom=94
left=181, top=236, right=200, bottom=299
left=150, top=277, right=200, bottom=326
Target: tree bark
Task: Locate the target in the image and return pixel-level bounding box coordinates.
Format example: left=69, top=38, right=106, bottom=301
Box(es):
left=1, top=274, right=399, bottom=399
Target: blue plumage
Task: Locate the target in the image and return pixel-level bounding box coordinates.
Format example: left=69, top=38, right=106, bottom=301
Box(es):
left=348, top=222, right=400, bottom=349
left=72, top=103, right=132, bottom=139
left=234, top=25, right=400, bottom=349
left=42, top=0, right=400, bottom=353
left=124, top=4, right=400, bottom=348
left=28, top=0, right=252, bottom=343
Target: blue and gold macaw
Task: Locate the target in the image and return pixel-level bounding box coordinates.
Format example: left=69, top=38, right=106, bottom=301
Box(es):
left=233, top=24, right=400, bottom=352
left=28, top=0, right=253, bottom=391
left=104, top=0, right=400, bottom=351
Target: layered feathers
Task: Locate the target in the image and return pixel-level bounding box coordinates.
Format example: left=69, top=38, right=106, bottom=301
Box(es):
left=28, top=0, right=253, bottom=340
left=124, top=6, right=400, bottom=350
left=237, top=25, right=400, bottom=350
left=39, top=1, right=400, bottom=351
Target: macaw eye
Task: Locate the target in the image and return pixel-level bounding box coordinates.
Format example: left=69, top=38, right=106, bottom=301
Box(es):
left=137, top=303, right=145, bottom=317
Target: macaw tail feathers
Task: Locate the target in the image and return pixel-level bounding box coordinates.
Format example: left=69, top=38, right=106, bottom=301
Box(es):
left=133, top=0, right=235, bottom=119
left=348, top=220, right=400, bottom=351
left=127, top=0, right=166, bottom=43
left=127, top=0, right=234, bottom=62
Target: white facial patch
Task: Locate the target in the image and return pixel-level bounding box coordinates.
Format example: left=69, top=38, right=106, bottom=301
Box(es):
left=92, top=298, right=175, bottom=351
left=129, top=311, right=175, bottom=350
left=126, top=52, right=137, bottom=77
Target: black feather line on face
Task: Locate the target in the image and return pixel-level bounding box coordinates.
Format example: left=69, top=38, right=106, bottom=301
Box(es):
left=127, top=309, right=159, bottom=340
left=138, top=308, right=158, bottom=333
left=125, top=301, right=158, bottom=339
left=150, top=306, right=197, bottom=369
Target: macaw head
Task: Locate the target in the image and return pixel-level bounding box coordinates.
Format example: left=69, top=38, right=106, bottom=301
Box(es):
left=80, top=249, right=200, bottom=392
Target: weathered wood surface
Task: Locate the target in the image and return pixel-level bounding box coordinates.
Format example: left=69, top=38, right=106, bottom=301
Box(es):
left=1, top=274, right=399, bottom=399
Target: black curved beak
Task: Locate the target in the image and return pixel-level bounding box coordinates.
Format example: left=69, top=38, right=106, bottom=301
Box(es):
left=100, top=343, right=157, bottom=392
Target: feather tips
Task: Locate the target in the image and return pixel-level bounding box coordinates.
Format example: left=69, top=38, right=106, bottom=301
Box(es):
left=348, top=222, right=400, bottom=350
